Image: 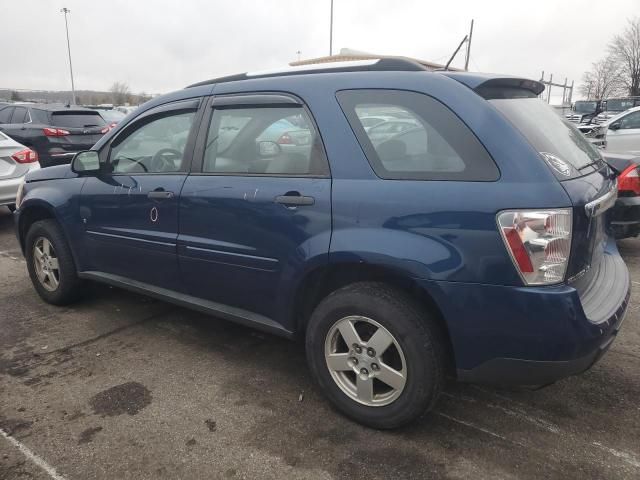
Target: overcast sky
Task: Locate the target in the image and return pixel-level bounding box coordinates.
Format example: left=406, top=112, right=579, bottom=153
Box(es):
left=1, top=0, right=638, bottom=101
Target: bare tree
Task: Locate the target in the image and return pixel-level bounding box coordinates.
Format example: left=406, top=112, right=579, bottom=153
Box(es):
left=609, top=17, right=640, bottom=96
left=579, top=56, right=625, bottom=99
left=136, top=92, right=152, bottom=105
left=110, top=81, right=131, bottom=105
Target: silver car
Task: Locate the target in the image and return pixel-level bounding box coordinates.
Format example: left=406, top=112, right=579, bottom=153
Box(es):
left=0, top=131, right=40, bottom=211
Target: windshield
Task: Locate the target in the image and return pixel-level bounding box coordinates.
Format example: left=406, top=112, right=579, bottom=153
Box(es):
left=605, top=99, right=636, bottom=112
left=574, top=101, right=598, bottom=114
left=100, top=110, right=125, bottom=122
left=491, top=97, right=603, bottom=179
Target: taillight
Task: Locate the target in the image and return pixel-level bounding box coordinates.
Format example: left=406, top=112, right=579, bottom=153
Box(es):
left=618, top=164, right=640, bottom=196
left=43, top=127, right=70, bottom=137
left=277, top=133, right=294, bottom=145
left=497, top=209, right=572, bottom=285
left=11, top=148, right=39, bottom=164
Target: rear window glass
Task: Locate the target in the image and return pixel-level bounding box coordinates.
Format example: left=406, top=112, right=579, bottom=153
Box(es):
left=489, top=95, right=603, bottom=179
left=51, top=112, right=106, bottom=128
left=337, top=90, right=498, bottom=181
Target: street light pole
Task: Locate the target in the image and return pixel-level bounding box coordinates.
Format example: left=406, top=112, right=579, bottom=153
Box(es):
left=329, top=0, right=334, bottom=56
left=60, top=7, right=76, bottom=105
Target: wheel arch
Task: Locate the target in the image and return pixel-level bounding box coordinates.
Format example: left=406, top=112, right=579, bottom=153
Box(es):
left=291, top=261, right=457, bottom=374
left=17, top=200, right=60, bottom=253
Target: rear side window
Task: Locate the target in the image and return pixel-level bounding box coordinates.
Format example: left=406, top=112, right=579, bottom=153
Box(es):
left=203, top=106, right=328, bottom=176
left=51, top=112, right=106, bottom=128
left=11, top=107, right=28, bottom=123
left=30, top=109, right=49, bottom=124
left=0, top=107, right=14, bottom=123
left=337, top=90, right=498, bottom=181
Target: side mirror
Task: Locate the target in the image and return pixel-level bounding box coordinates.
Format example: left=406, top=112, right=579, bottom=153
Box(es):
left=257, top=141, right=281, bottom=158
left=71, top=151, right=101, bottom=174
left=609, top=122, right=621, bottom=131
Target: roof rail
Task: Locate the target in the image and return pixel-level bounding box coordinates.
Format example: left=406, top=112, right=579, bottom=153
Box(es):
left=186, top=58, right=428, bottom=88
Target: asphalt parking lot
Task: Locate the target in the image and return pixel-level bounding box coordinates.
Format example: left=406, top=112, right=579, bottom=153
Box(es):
left=0, top=208, right=639, bottom=480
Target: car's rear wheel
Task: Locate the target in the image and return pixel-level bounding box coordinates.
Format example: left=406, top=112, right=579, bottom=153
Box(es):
left=25, top=219, right=83, bottom=305
left=305, top=282, right=444, bottom=429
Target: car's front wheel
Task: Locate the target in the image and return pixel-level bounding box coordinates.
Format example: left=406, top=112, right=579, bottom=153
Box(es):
left=305, top=282, right=445, bottom=429
left=25, top=219, right=83, bottom=305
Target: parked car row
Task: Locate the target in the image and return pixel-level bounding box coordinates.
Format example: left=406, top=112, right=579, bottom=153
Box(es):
left=566, top=96, right=640, bottom=125
left=0, top=103, right=134, bottom=169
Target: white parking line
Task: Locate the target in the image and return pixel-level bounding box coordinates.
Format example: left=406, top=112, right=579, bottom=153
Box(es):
left=442, top=391, right=561, bottom=434
left=435, top=412, right=527, bottom=446
left=0, top=428, right=68, bottom=480
left=593, top=442, right=640, bottom=469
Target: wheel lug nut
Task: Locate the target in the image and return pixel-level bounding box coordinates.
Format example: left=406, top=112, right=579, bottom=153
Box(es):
left=348, top=357, right=358, bottom=366
left=354, top=345, right=362, bottom=354
left=360, top=368, right=369, bottom=376
left=371, top=363, right=379, bottom=371
left=367, top=348, right=376, bottom=357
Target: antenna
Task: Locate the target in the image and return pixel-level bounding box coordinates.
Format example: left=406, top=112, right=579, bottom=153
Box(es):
left=444, top=35, right=468, bottom=71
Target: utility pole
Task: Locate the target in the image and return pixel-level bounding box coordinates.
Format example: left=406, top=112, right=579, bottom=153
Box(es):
left=464, top=19, right=474, bottom=71
left=329, top=0, right=334, bottom=56
left=60, top=7, right=76, bottom=105
left=296, top=50, right=302, bottom=62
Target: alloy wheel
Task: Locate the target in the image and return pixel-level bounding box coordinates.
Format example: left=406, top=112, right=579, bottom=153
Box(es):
left=324, top=315, right=407, bottom=407
left=33, top=237, right=60, bottom=292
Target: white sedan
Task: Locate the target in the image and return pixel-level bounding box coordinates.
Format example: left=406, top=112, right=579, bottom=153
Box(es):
left=0, top=131, right=40, bottom=212
left=603, top=106, right=640, bottom=154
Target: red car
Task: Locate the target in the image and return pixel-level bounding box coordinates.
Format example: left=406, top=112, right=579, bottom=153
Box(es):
left=602, top=152, right=640, bottom=238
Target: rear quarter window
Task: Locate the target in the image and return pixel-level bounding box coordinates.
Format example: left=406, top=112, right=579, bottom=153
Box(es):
left=337, top=90, right=498, bottom=181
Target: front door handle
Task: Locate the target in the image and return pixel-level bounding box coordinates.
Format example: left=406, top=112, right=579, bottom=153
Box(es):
left=274, top=193, right=315, bottom=206
left=148, top=190, right=175, bottom=200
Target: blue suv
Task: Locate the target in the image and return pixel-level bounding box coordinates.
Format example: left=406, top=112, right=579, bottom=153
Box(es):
left=14, top=59, right=630, bottom=429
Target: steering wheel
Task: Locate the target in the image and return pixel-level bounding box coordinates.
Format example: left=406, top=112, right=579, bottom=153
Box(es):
left=151, top=148, right=182, bottom=172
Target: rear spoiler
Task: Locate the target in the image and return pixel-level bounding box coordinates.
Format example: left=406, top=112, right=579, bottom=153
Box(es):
left=440, top=73, right=545, bottom=99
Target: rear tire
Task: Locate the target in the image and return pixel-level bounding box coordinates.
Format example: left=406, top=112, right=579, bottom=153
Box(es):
left=305, top=281, right=444, bottom=429
left=25, top=219, right=83, bottom=305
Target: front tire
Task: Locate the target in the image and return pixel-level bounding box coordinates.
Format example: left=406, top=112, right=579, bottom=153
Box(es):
left=305, top=282, right=444, bottom=429
left=25, top=219, right=83, bottom=305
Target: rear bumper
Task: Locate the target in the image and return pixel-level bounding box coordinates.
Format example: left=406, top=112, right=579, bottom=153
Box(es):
left=455, top=288, right=629, bottom=385
left=611, top=195, right=640, bottom=239
left=0, top=176, right=23, bottom=205
left=0, top=165, right=39, bottom=205
left=420, top=243, right=630, bottom=386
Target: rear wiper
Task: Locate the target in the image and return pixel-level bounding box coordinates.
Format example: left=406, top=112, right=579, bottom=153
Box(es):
left=577, top=161, right=600, bottom=172
left=83, top=124, right=100, bottom=127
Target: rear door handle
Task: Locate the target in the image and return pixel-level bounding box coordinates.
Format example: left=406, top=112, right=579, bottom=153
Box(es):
left=274, top=194, right=315, bottom=206
left=148, top=190, right=175, bottom=200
